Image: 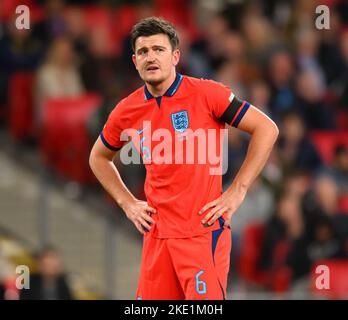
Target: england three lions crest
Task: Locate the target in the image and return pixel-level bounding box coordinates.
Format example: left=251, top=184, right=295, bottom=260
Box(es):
left=171, top=111, right=189, bottom=133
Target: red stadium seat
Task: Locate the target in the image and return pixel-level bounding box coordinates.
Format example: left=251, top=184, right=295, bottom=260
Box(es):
left=310, top=131, right=348, bottom=165
left=113, top=4, right=137, bottom=39
left=0, top=0, right=43, bottom=23
left=337, top=110, right=348, bottom=130
left=8, top=72, right=35, bottom=141
left=311, top=260, right=348, bottom=299
left=40, top=94, right=102, bottom=184
left=83, top=5, right=120, bottom=56
left=238, top=224, right=292, bottom=292
left=338, top=196, right=348, bottom=214
left=238, top=224, right=268, bottom=286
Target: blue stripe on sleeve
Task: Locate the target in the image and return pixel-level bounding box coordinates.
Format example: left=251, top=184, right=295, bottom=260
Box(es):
left=232, top=102, right=250, bottom=128
left=100, top=132, right=121, bottom=151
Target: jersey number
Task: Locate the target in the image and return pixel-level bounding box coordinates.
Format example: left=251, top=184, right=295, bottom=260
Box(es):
left=195, top=270, right=207, bottom=294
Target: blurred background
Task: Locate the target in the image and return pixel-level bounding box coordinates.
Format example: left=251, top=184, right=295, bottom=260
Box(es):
left=0, top=0, right=348, bottom=300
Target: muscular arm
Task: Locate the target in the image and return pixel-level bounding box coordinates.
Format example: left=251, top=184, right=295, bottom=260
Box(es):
left=200, top=106, right=279, bottom=226
left=229, top=105, right=279, bottom=192
left=89, top=137, right=156, bottom=234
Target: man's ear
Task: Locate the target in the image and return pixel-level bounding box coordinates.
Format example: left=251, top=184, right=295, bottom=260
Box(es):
left=132, top=54, right=138, bottom=70
left=172, top=49, right=180, bottom=67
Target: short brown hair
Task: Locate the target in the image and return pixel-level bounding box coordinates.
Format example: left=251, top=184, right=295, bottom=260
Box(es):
left=130, top=17, right=179, bottom=52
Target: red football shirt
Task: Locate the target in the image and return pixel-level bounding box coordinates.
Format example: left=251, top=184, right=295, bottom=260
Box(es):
left=101, top=73, right=250, bottom=238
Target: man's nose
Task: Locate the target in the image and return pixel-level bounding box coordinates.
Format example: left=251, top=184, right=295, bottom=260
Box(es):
left=146, top=49, right=156, bottom=62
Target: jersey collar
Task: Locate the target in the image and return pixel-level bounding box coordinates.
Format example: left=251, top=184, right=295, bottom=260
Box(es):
left=144, top=73, right=183, bottom=100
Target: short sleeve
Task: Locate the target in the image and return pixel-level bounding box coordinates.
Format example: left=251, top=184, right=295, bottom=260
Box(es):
left=100, top=100, right=127, bottom=151
left=203, top=79, right=251, bottom=128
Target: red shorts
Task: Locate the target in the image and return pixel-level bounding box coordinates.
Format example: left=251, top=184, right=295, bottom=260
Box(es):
left=136, top=219, right=231, bottom=300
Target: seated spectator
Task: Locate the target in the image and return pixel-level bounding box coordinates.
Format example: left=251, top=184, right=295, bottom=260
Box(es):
left=189, top=14, right=230, bottom=78
left=0, top=16, right=44, bottom=117
left=282, top=170, right=311, bottom=199
left=267, top=50, right=296, bottom=117
left=232, top=178, right=274, bottom=237
left=317, top=144, right=348, bottom=197
left=32, top=0, right=68, bottom=45
left=303, top=175, right=348, bottom=251
left=337, top=28, right=348, bottom=110
left=258, top=193, right=306, bottom=283
left=248, top=79, right=272, bottom=116
left=20, top=246, right=73, bottom=300
left=305, top=215, right=346, bottom=262
left=277, top=111, right=322, bottom=174
left=230, top=178, right=274, bottom=268
left=294, top=69, right=336, bottom=130
left=35, top=36, right=85, bottom=120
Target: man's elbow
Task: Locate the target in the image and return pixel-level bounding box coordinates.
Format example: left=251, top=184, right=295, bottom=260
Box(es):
left=257, top=118, right=279, bottom=144
left=89, top=146, right=97, bottom=171
left=269, top=120, right=279, bottom=142
left=266, top=121, right=279, bottom=149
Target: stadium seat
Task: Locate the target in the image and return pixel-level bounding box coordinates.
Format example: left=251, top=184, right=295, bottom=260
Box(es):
left=238, top=224, right=293, bottom=292
left=338, top=196, right=348, bottom=214
left=8, top=72, right=35, bottom=142
left=113, top=4, right=137, bottom=39
left=311, top=260, right=348, bottom=299
left=238, top=224, right=268, bottom=286
left=40, top=94, right=102, bottom=184
left=310, top=131, right=348, bottom=165
left=337, top=110, right=348, bottom=130
left=83, top=5, right=120, bottom=56
left=0, top=0, right=43, bottom=23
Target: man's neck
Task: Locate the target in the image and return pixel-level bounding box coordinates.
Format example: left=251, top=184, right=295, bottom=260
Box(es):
left=146, top=70, right=177, bottom=97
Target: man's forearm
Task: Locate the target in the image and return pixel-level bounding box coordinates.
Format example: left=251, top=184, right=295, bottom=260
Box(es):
left=229, top=123, right=278, bottom=193
left=90, top=156, right=136, bottom=210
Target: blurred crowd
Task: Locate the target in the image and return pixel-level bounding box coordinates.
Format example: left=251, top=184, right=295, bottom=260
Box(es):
left=1, top=0, right=348, bottom=298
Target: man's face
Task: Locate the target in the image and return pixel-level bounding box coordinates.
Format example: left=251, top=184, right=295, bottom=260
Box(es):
left=132, top=34, right=180, bottom=86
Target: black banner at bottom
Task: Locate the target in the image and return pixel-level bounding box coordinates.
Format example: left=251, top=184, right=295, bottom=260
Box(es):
left=0, top=300, right=345, bottom=319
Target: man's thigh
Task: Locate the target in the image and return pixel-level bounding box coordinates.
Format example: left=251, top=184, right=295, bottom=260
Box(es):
left=167, top=227, right=231, bottom=300
left=136, top=234, right=185, bottom=300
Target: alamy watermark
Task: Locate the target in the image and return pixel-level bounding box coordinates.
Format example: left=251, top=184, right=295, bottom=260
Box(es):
left=118, top=122, right=229, bottom=175
left=314, top=264, right=330, bottom=290
left=15, top=5, right=30, bottom=30
left=315, top=5, right=330, bottom=30
left=15, top=265, right=30, bottom=290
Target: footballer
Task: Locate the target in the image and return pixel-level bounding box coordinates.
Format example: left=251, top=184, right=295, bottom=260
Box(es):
left=89, top=17, right=279, bottom=300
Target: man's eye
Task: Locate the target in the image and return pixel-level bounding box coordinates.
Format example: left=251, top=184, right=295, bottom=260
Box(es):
left=156, top=48, right=163, bottom=52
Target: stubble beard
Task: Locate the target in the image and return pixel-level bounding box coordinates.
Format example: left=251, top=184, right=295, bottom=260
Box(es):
left=143, top=75, right=165, bottom=86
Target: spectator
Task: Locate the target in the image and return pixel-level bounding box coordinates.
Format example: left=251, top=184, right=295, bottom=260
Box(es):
left=258, top=193, right=306, bottom=283
left=294, top=68, right=336, bottom=129
left=267, top=49, right=296, bottom=116
left=32, top=0, right=68, bottom=45
left=35, top=36, right=85, bottom=119
left=248, top=79, right=272, bottom=116
left=318, top=145, right=348, bottom=197
left=20, top=246, right=73, bottom=300
left=337, top=29, right=348, bottom=111
left=302, top=175, right=348, bottom=250
left=189, top=14, right=230, bottom=78
left=241, top=11, right=276, bottom=67
left=277, top=111, right=322, bottom=174
left=282, top=170, right=311, bottom=199
left=231, top=178, right=274, bottom=266
left=0, top=16, right=44, bottom=115
left=317, top=9, right=344, bottom=85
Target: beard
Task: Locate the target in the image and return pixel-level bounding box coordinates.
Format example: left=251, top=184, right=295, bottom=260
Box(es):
left=140, top=70, right=165, bottom=86
left=145, top=78, right=164, bottom=86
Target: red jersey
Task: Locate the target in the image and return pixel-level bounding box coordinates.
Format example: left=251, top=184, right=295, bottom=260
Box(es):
left=101, top=74, right=250, bottom=238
